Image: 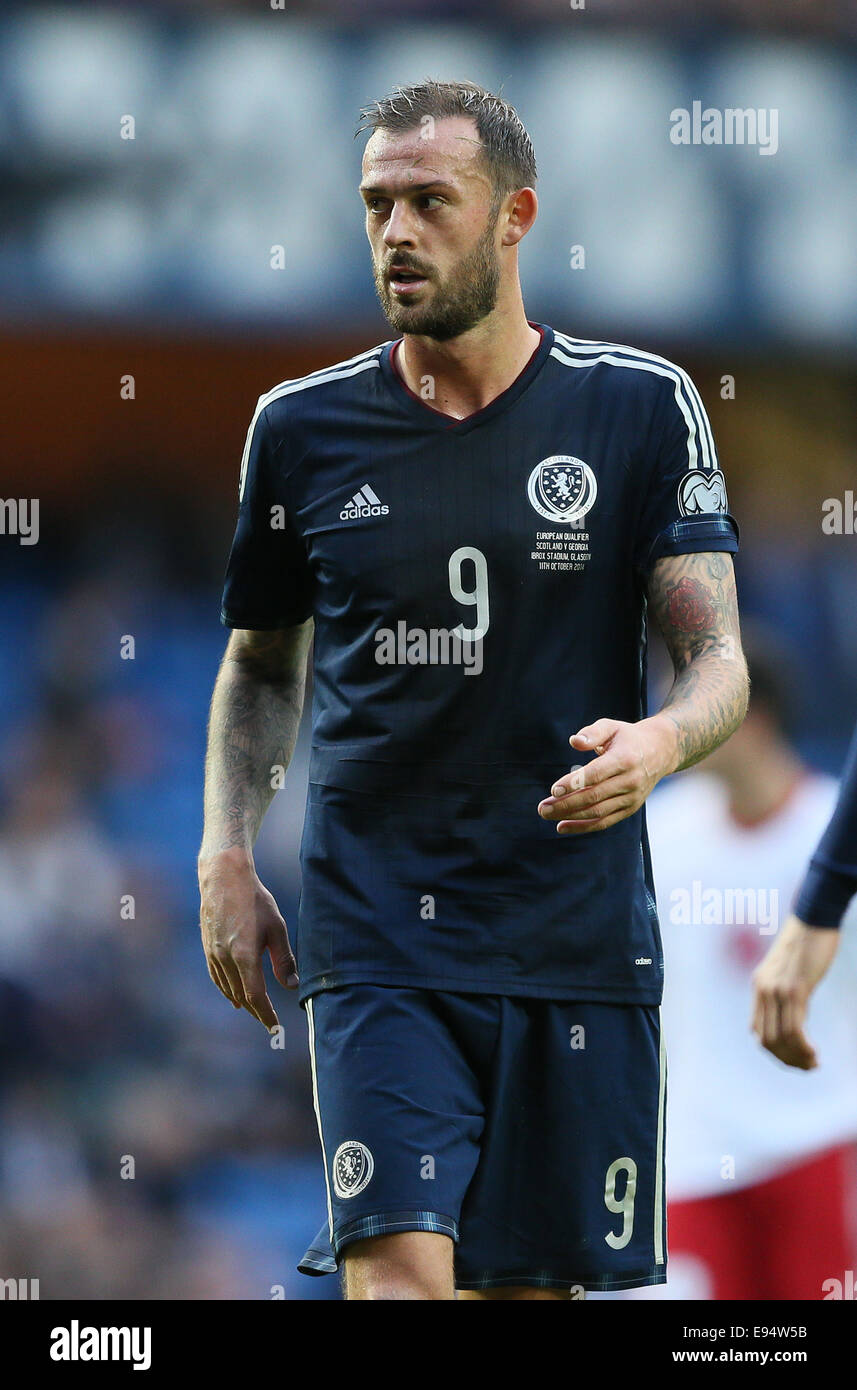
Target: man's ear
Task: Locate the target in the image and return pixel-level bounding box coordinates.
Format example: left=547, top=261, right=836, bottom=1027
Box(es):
left=501, top=187, right=538, bottom=246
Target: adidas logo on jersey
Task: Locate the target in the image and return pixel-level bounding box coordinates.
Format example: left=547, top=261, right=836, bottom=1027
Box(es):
left=340, top=485, right=389, bottom=521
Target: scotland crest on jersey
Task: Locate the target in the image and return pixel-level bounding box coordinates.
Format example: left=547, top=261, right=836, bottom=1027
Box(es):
left=332, top=1140, right=374, bottom=1199
left=527, top=455, right=598, bottom=524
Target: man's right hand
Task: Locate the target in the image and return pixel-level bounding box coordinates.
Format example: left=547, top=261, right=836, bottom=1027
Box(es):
left=198, top=848, right=298, bottom=1031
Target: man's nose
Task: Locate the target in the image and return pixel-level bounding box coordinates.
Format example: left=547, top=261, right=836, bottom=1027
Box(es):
left=383, top=201, right=417, bottom=249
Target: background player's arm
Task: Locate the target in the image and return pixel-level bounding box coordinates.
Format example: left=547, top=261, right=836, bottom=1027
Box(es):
left=198, top=621, right=313, bottom=1027
left=751, top=716, right=857, bottom=1068
left=539, top=551, right=748, bottom=833
left=750, top=915, right=840, bottom=1071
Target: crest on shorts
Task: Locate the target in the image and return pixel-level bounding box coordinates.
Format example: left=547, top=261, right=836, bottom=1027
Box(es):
left=332, top=1140, right=374, bottom=1199
left=527, top=456, right=597, bottom=524
left=677, top=468, right=728, bottom=516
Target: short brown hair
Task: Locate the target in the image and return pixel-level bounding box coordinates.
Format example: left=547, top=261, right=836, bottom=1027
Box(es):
left=356, top=79, right=537, bottom=200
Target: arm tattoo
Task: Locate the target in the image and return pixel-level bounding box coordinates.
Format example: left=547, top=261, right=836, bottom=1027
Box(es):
left=200, top=622, right=313, bottom=858
left=646, top=551, right=749, bottom=771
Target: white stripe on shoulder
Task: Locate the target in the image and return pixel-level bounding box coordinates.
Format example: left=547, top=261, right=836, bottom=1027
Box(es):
left=238, top=344, right=387, bottom=500
left=555, top=332, right=717, bottom=468
left=553, top=330, right=714, bottom=439
left=258, top=341, right=388, bottom=406
left=551, top=333, right=715, bottom=471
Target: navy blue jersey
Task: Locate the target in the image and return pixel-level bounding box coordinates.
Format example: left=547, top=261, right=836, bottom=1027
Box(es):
left=795, top=719, right=857, bottom=928
left=221, top=324, right=739, bottom=1003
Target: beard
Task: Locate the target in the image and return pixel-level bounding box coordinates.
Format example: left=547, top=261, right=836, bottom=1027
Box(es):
left=373, top=210, right=501, bottom=342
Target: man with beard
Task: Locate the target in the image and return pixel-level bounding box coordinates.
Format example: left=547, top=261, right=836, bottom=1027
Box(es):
left=199, top=80, right=748, bottom=1300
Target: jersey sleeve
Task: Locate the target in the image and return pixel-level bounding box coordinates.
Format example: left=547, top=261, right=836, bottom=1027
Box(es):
left=793, top=722, right=857, bottom=928
left=220, top=401, right=313, bottom=630
left=633, top=371, right=739, bottom=575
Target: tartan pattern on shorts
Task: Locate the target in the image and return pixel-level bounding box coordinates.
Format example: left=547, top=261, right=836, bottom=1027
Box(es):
left=299, top=1209, right=459, bottom=1274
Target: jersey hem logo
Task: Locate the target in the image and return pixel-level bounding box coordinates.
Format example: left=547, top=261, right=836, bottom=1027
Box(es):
left=340, top=485, right=389, bottom=521
left=527, top=456, right=598, bottom=524
left=677, top=468, right=727, bottom=516
left=332, top=1140, right=375, bottom=1198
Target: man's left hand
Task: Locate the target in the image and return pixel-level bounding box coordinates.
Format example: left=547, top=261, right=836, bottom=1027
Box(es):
left=538, top=715, right=678, bottom=834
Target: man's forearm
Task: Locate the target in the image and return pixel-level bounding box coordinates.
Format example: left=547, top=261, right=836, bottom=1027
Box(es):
left=646, top=550, right=749, bottom=778
left=651, top=642, right=749, bottom=774
left=199, top=625, right=312, bottom=861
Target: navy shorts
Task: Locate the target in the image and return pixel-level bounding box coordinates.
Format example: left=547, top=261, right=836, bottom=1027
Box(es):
left=298, top=985, right=667, bottom=1292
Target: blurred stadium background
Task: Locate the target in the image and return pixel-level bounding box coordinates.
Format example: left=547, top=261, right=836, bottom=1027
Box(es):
left=1, top=0, right=856, bottom=1299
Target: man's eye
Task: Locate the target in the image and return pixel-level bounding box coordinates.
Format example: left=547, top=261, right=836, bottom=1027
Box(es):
left=365, top=195, right=443, bottom=213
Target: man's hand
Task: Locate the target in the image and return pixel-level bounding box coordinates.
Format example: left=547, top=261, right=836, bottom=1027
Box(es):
left=751, top=914, right=840, bottom=1070
left=538, top=714, right=678, bottom=834
left=199, top=847, right=298, bottom=1031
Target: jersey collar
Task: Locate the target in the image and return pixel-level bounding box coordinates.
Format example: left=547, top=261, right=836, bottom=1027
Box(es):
left=379, top=321, right=554, bottom=435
